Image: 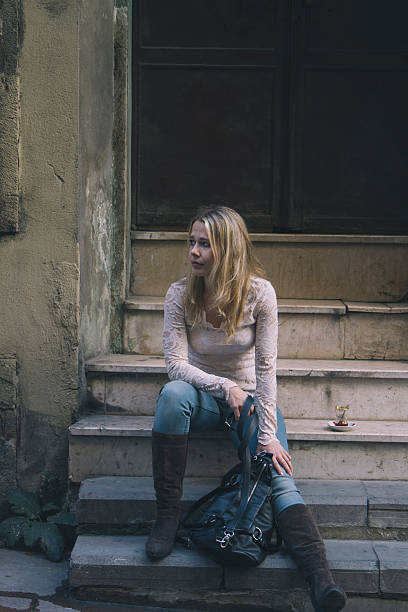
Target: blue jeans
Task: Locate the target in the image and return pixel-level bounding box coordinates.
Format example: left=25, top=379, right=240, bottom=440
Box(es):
left=153, top=380, right=305, bottom=516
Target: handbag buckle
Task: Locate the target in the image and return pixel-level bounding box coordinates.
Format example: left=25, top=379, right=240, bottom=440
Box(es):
left=227, top=474, right=240, bottom=487
left=217, top=529, right=235, bottom=549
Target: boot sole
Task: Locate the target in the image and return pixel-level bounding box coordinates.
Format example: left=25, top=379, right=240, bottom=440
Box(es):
left=145, top=548, right=171, bottom=560
left=312, top=586, right=347, bottom=612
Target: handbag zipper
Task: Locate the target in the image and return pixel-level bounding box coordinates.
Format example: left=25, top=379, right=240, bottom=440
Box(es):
left=248, top=463, right=266, bottom=502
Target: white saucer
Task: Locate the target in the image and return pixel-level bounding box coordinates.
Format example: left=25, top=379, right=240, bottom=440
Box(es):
left=327, top=421, right=357, bottom=431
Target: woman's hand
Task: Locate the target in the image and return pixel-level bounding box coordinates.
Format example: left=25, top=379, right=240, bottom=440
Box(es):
left=227, top=385, right=255, bottom=422
left=256, top=439, right=293, bottom=476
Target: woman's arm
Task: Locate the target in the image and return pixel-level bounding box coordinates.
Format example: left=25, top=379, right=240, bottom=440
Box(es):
left=254, top=281, right=293, bottom=475
left=254, top=280, right=278, bottom=443
left=162, top=282, right=237, bottom=399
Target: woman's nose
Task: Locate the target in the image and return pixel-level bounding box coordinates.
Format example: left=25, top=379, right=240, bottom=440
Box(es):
left=191, top=244, right=200, bottom=256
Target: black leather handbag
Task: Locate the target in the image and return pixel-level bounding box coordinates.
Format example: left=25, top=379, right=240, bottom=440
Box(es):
left=181, top=396, right=281, bottom=567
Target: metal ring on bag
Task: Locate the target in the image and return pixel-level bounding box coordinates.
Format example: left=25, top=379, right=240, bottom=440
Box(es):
left=252, top=526, right=263, bottom=542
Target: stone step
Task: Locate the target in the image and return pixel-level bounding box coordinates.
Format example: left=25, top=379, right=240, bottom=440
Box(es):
left=130, top=231, right=408, bottom=301
left=76, top=476, right=408, bottom=538
left=85, top=354, right=408, bottom=422
left=70, top=534, right=408, bottom=610
left=123, top=296, right=408, bottom=360
left=69, top=415, right=408, bottom=482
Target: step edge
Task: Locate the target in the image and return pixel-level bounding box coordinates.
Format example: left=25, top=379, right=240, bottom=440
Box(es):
left=125, top=297, right=408, bottom=315
left=69, top=416, right=408, bottom=443
left=124, top=297, right=349, bottom=315
left=85, top=355, right=408, bottom=378
left=131, top=231, right=408, bottom=245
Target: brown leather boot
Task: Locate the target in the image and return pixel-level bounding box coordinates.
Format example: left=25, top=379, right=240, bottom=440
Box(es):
left=145, top=431, right=188, bottom=560
left=276, top=504, right=347, bottom=611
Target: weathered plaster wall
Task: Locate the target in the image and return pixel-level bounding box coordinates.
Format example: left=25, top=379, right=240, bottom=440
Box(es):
left=0, top=0, right=122, bottom=509
left=0, top=0, right=20, bottom=233
left=110, top=3, right=130, bottom=353
left=0, top=0, right=80, bottom=504
left=79, top=0, right=115, bottom=376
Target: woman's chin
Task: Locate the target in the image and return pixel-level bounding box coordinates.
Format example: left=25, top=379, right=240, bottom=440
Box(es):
left=191, top=267, right=206, bottom=276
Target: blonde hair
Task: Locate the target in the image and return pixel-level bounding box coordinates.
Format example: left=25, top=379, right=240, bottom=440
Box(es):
left=186, top=206, right=264, bottom=339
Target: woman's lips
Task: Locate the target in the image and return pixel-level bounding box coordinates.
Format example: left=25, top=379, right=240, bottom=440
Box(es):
left=191, top=261, right=203, bottom=267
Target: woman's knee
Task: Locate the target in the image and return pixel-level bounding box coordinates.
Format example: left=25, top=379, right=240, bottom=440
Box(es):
left=154, top=381, right=198, bottom=434
left=156, top=381, right=199, bottom=420
left=158, top=380, right=197, bottom=405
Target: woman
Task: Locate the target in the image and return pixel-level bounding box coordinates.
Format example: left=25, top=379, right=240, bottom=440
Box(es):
left=146, top=207, right=346, bottom=612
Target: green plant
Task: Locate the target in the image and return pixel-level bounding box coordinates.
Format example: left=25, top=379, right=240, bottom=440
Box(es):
left=0, top=477, right=77, bottom=562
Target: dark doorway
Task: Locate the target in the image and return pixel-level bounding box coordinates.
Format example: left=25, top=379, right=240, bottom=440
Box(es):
left=131, top=0, right=408, bottom=234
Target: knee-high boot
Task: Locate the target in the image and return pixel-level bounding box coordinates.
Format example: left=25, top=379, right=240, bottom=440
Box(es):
left=276, top=504, right=347, bottom=612
left=145, top=430, right=188, bottom=559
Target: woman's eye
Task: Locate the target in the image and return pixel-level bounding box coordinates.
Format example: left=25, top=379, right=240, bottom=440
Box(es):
left=188, top=239, right=195, bottom=247
left=201, top=241, right=210, bottom=248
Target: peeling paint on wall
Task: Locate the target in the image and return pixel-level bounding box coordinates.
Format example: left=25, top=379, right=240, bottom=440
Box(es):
left=38, top=0, right=69, bottom=17
left=0, top=357, right=17, bottom=517
left=110, top=4, right=129, bottom=353
left=79, top=0, right=115, bottom=384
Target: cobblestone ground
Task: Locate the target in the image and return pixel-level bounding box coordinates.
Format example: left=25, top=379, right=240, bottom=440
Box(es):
left=0, top=549, right=200, bottom=612
left=0, top=597, right=200, bottom=612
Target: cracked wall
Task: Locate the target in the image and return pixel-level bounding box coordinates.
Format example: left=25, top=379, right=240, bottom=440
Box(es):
left=0, top=0, right=20, bottom=234
left=0, top=0, right=117, bottom=505
left=0, top=357, right=18, bottom=517
left=0, top=0, right=118, bottom=506
left=0, top=0, right=80, bottom=501
left=110, top=4, right=130, bottom=354
left=78, top=0, right=115, bottom=407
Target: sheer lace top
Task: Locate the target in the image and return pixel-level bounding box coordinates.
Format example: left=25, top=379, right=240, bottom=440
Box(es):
left=162, top=276, right=278, bottom=444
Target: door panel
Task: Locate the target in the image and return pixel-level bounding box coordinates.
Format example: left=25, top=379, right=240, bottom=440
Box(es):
left=290, top=0, right=408, bottom=233
left=132, top=0, right=288, bottom=231
left=139, top=0, right=281, bottom=49
left=138, top=66, right=279, bottom=229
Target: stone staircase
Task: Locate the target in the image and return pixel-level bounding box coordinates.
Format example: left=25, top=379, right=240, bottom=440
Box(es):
left=69, top=232, right=408, bottom=610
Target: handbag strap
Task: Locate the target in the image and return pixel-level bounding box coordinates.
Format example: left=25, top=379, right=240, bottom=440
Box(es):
left=182, top=396, right=259, bottom=534
left=226, top=396, right=259, bottom=533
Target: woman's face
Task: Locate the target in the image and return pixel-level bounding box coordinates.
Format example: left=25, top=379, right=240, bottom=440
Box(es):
left=189, top=221, right=214, bottom=278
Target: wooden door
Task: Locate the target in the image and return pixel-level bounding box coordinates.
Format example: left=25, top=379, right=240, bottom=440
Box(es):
left=131, top=0, right=408, bottom=234
left=289, top=0, right=408, bottom=233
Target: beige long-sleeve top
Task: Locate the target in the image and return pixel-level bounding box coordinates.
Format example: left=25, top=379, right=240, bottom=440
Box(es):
left=162, top=276, right=278, bottom=444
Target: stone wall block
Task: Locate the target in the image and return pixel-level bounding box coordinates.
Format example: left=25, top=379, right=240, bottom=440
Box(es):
left=131, top=238, right=408, bottom=301
left=375, top=541, right=408, bottom=595
left=345, top=313, right=408, bottom=360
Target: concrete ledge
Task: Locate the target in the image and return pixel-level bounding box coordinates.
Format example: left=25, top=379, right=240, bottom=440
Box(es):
left=125, top=297, right=348, bottom=315
left=346, top=302, right=408, bottom=314
left=70, top=415, right=408, bottom=443
left=77, top=477, right=408, bottom=531
left=131, top=231, right=408, bottom=244
left=75, top=477, right=380, bottom=529
left=70, top=535, right=222, bottom=591
left=123, top=299, right=408, bottom=359
left=374, top=541, right=408, bottom=595
left=69, top=416, right=408, bottom=481
left=86, top=369, right=408, bottom=421
left=86, top=354, right=408, bottom=378
left=130, top=233, right=408, bottom=301
left=126, top=296, right=408, bottom=316
left=70, top=535, right=406, bottom=599
left=365, top=481, right=408, bottom=529
left=225, top=539, right=379, bottom=594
